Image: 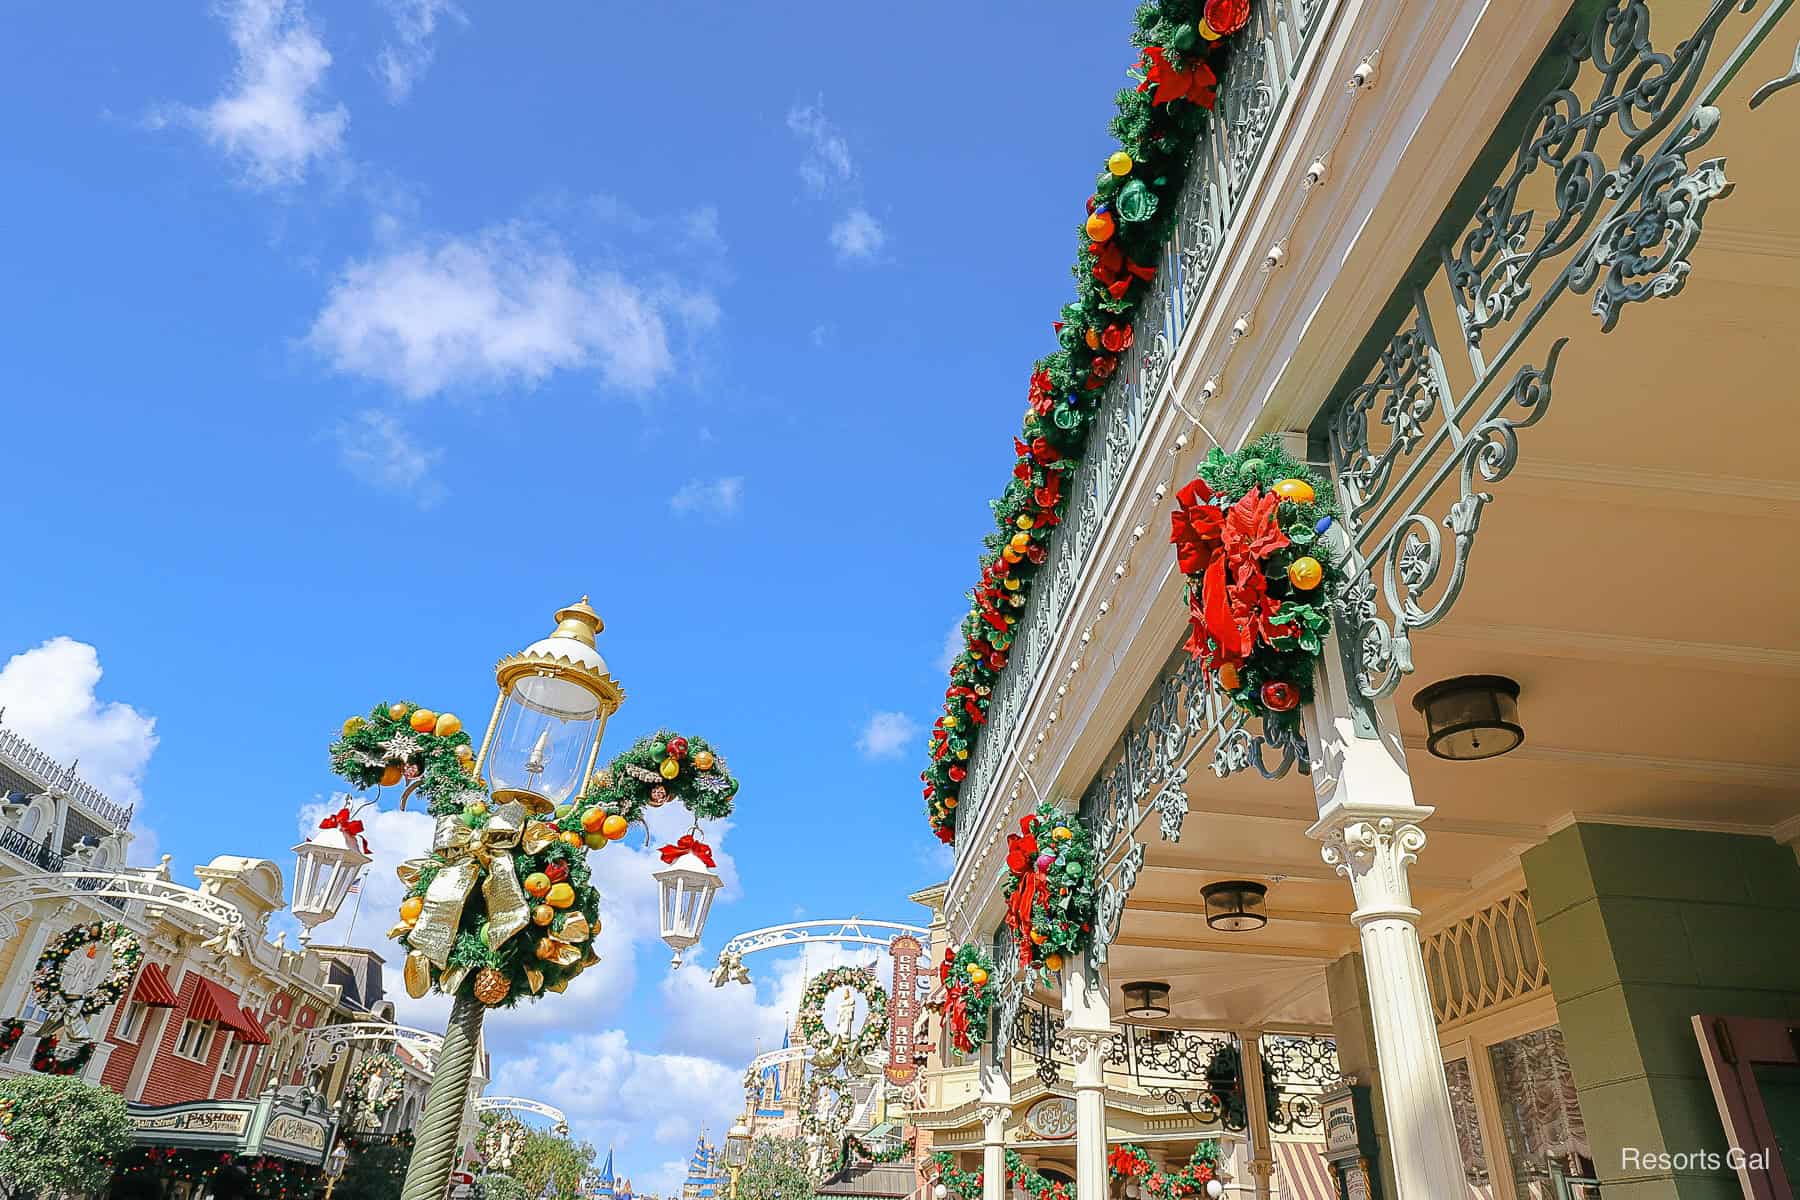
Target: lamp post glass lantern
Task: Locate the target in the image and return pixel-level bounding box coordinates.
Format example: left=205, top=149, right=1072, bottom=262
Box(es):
left=726, top=1119, right=751, bottom=1168
left=653, top=850, right=723, bottom=967
left=482, top=598, right=625, bottom=815
left=327, top=1142, right=350, bottom=1178
left=291, top=823, right=372, bottom=944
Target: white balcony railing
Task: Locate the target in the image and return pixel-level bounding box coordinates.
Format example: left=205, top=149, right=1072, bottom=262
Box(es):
left=0, top=726, right=134, bottom=832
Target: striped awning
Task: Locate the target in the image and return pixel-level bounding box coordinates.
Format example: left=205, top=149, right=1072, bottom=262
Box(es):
left=1273, top=1142, right=1337, bottom=1200
left=131, top=962, right=179, bottom=1008
left=187, top=977, right=271, bottom=1045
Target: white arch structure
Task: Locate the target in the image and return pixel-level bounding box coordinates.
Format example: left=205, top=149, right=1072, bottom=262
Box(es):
left=475, top=1096, right=570, bottom=1130
left=711, top=918, right=931, bottom=987
left=0, top=867, right=248, bottom=951
left=303, top=1021, right=446, bottom=1074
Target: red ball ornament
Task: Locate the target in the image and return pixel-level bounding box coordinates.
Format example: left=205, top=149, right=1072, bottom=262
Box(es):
left=545, top=861, right=569, bottom=883
left=1261, top=681, right=1300, bottom=712
left=667, top=736, right=689, bottom=760
left=1203, top=0, right=1251, bottom=38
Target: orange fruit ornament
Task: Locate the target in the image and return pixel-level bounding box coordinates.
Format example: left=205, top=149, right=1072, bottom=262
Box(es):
left=601, top=815, right=629, bottom=841
left=380, top=763, right=405, bottom=787
left=410, top=709, right=438, bottom=733
left=580, top=808, right=607, bottom=833
left=584, top=831, right=608, bottom=850
left=434, top=713, right=462, bottom=737
left=1287, top=556, right=1323, bottom=590
left=1218, top=662, right=1241, bottom=690
left=1272, top=478, right=1316, bottom=504
left=524, top=872, right=552, bottom=898
left=532, top=904, right=555, bottom=927
left=561, top=831, right=584, bottom=848
left=967, top=966, right=988, bottom=986
left=1044, top=953, right=1065, bottom=972
left=399, top=895, right=424, bottom=925
left=545, top=882, right=575, bottom=909
left=388, top=703, right=408, bottom=720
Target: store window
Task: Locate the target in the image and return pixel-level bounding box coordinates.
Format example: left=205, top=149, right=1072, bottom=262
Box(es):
left=1445, top=1057, right=1496, bottom=1198
left=116, top=1001, right=147, bottom=1042
left=1487, top=1026, right=1601, bottom=1199
left=175, top=1018, right=214, bottom=1061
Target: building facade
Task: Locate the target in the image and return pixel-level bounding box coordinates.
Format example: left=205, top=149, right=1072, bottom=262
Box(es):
left=917, top=2, right=1800, bottom=1199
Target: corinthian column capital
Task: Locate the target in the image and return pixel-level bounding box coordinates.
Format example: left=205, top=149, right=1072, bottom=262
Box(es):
left=1308, top=801, right=1433, bottom=924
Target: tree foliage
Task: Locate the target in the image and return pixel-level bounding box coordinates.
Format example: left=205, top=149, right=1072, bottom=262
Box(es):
left=508, top=1130, right=596, bottom=1198
left=0, top=1074, right=132, bottom=1198
left=736, top=1135, right=819, bottom=1200
left=335, top=1138, right=412, bottom=1200
left=478, top=1173, right=530, bottom=1200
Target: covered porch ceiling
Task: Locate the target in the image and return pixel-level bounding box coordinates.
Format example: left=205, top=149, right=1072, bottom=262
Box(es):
left=1098, top=11, right=1800, bottom=1030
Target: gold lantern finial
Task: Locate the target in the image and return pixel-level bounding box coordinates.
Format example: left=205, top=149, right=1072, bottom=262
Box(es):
left=551, top=596, right=604, bottom=647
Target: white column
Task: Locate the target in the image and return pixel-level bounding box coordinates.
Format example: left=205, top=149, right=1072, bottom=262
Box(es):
left=1062, top=954, right=1111, bottom=1200
left=1234, top=1031, right=1273, bottom=1200
left=978, top=1043, right=1012, bottom=1200
left=1304, top=622, right=1464, bottom=1199
left=0, top=901, right=61, bottom=1020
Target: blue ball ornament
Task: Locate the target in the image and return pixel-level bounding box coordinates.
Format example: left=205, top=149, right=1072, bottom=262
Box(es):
left=1314, top=516, right=1334, bottom=534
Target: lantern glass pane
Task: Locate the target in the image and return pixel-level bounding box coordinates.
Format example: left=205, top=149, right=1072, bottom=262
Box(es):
left=486, top=677, right=601, bottom=808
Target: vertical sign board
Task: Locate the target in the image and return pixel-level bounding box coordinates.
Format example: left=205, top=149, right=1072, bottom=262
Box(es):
left=885, top=935, right=923, bottom=1085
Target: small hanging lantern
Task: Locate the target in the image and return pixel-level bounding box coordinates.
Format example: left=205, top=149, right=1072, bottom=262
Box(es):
left=1201, top=880, right=1268, bottom=932
left=1122, top=980, right=1171, bottom=1019
left=653, top=849, right=723, bottom=968
left=481, top=597, right=625, bottom=815
left=1411, top=674, right=1523, bottom=761
left=290, top=818, right=372, bottom=945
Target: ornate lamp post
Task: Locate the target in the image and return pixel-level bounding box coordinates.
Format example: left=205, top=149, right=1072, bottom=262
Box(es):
left=725, top=1117, right=751, bottom=1199
left=322, top=1140, right=350, bottom=1200
left=324, top=598, right=739, bottom=1200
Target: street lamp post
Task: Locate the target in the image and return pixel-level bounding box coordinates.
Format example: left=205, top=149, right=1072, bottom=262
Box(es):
left=396, top=600, right=623, bottom=1200
left=725, top=1117, right=751, bottom=1200
left=322, top=1140, right=350, bottom=1200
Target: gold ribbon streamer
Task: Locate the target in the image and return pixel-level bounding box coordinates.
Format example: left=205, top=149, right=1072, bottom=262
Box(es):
left=402, top=801, right=534, bottom=969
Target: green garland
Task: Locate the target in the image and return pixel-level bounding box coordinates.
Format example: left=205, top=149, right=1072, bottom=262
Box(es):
left=939, top=944, right=995, bottom=1057
left=329, top=702, right=738, bottom=1008
left=32, top=921, right=143, bottom=1022
left=345, top=1052, right=406, bottom=1126
left=576, top=729, right=738, bottom=826
left=331, top=701, right=482, bottom=816
left=796, top=967, right=889, bottom=1063
left=922, top=0, right=1255, bottom=841
left=1108, top=1142, right=1225, bottom=1197
left=31, top=1036, right=95, bottom=1076
left=1001, top=805, right=1098, bottom=976
left=1170, top=436, right=1344, bottom=731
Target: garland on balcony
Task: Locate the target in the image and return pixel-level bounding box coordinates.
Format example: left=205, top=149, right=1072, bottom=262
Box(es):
left=939, top=945, right=995, bottom=1057
left=932, top=1151, right=1072, bottom=1200
left=30, top=1036, right=94, bottom=1076
left=1169, top=436, right=1343, bottom=731
left=1001, top=805, right=1098, bottom=976
left=921, top=0, right=1254, bottom=842
left=1109, top=1142, right=1226, bottom=1198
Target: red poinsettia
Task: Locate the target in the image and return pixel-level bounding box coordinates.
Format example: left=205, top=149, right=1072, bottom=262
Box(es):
left=1138, top=46, right=1220, bottom=109
left=1029, top=368, right=1056, bottom=416
left=1179, top=488, right=1298, bottom=670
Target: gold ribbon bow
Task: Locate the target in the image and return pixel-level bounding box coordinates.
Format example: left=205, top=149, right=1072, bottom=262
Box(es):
left=398, top=801, right=534, bottom=980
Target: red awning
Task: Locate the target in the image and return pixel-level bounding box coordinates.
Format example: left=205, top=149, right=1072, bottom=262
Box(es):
left=1273, top=1142, right=1341, bottom=1200
left=131, top=962, right=179, bottom=1008
left=188, top=977, right=271, bottom=1045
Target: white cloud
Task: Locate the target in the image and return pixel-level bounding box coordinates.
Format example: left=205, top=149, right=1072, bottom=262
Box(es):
left=307, top=223, right=717, bottom=399
left=376, top=0, right=464, bottom=102
left=786, top=103, right=854, bottom=193
left=829, top=208, right=887, bottom=264
left=937, top=618, right=966, bottom=674
left=669, top=477, right=744, bottom=519
left=857, top=711, right=919, bottom=760
left=333, top=409, right=444, bottom=504
left=173, top=0, right=349, bottom=188
left=0, top=638, right=158, bottom=822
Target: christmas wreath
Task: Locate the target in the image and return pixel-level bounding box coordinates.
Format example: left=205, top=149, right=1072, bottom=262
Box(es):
left=920, top=0, right=1256, bottom=842
left=32, top=921, right=143, bottom=1032
left=1169, top=436, right=1343, bottom=730
left=345, top=1052, right=406, bottom=1126
left=576, top=730, right=738, bottom=826
left=1109, top=1142, right=1227, bottom=1198
left=331, top=701, right=739, bottom=1010
left=1001, top=804, right=1098, bottom=976
left=796, top=967, right=889, bottom=1065
left=480, top=1117, right=529, bottom=1170
left=938, top=945, right=995, bottom=1057
left=31, top=1035, right=95, bottom=1076
left=799, top=1068, right=856, bottom=1138
left=1203, top=1042, right=1281, bottom=1130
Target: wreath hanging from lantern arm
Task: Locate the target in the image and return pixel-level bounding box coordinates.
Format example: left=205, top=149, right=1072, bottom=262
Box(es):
left=799, top=1069, right=857, bottom=1139
left=796, top=966, right=889, bottom=1063
left=1168, top=436, right=1344, bottom=731
left=330, top=698, right=740, bottom=1011
left=1202, top=1042, right=1282, bottom=1130
left=345, top=1052, right=406, bottom=1124
left=1000, top=804, right=1099, bottom=978
left=32, top=921, right=143, bottom=1032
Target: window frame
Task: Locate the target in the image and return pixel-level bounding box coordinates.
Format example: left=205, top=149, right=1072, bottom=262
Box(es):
left=174, top=1018, right=215, bottom=1062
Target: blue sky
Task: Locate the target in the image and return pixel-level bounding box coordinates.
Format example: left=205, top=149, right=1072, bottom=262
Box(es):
left=0, top=0, right=1131, bottom=1188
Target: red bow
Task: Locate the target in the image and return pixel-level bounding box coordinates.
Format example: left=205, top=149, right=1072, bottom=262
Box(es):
left=319, top=806, right=369, bottom=853
left=658, top=834, right=715, bottom=867
left=1180, top=488, right=1296, bottom=670
left=944, top=984, right=975, bottom=1054
left=1089, top=240, right=1157, bottom=299
left=1138, top=46, right=1220, bottom=109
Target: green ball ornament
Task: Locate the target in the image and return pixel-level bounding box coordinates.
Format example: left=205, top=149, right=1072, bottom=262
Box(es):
left=1240, top=457, right=1265, bottom=477
left=1171, top=24, right=1199, bottom=50
left=651, top=741, right=667, bottom=757
left=1116, top=179, right=1159, bottom=223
